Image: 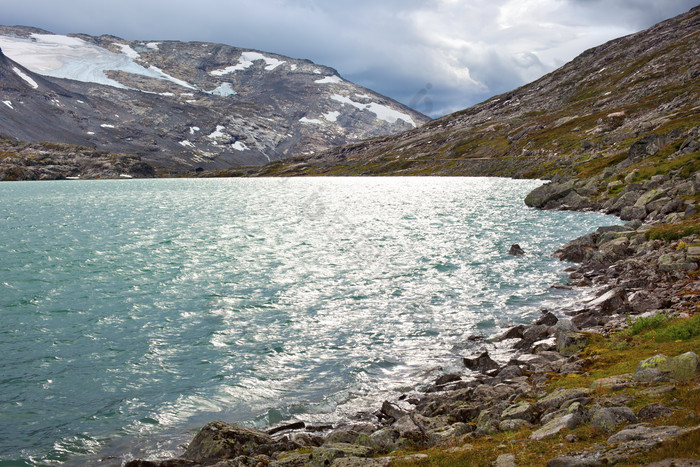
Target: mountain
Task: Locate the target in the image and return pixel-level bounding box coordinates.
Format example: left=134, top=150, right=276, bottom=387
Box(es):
left=0, top=26, right=429, bottom=173
left=254, top=7, right=699, bottom=179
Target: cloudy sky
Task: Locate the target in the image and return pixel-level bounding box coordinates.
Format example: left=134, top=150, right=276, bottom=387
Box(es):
left=2, top=0, right=697, bottom=117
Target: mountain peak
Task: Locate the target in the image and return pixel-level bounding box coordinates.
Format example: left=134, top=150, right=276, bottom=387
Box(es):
left=0, top=27, right=429, bottom=172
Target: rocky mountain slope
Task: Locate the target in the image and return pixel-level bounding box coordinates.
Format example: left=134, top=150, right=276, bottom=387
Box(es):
left=255, top=6, right=698, bottom=178
left=0, top=27, right=428, bottom=173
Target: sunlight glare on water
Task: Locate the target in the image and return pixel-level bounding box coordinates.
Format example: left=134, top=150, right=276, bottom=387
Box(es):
left=0, top=177, right=621, bottom=465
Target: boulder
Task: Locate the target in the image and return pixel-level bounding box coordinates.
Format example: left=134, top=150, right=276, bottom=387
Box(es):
left=501, top=325, right=525, bottom=340
left=554, top=234, right=596, bottom=262
left=556, top=331, right=588, bottom=357
left=637, top=403, right=674, bottom=421
left=499, top=419, right=532, bottom=432
left=525, top=181, right=575, bottom=208
left=509, top=244, right=525, bottom=256
left=501, top=402, right=535, bottom=423
left=589, top=407, right=637, bottom=431
left=530, top=413, right=582, bottom=441
left=620, top=205, right=647, bottom=221
left=464, top=351, right=500, bottom=374
left=494, top=454, right=517, bottom=467
left=634, top=353, right=699, bottom=381
left=589, top=374, right=634, bottom=390
left=536, top=311, right=559, bottom=326
left=183, top=421, right=280, bottom=463
left=307, top=443, right=373, bottom=466
left=607, top=424, right=688, bottom=445
left=586, top=288, right=627, bottom=314
left=535, top=387, right=591, bottom=412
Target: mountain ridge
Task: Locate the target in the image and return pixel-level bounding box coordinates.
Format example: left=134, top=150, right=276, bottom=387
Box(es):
left=0, top=27, right=429, bottom=176
left=252, top=6, right=699, bottom=179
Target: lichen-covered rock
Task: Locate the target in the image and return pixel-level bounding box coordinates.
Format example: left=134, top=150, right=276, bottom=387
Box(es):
left=183, top=421, right=280, bottom=463
left=589, top=407, right=637, bottom=431
left=667, top=352, right=699, bottom=381
left=501, top=402, right=535, bottom=423
left=307, top=443, right=373, bottom=467
left=556, top=331, right=588, bottom=356
left=590, top=374, right=634, bottom=390
left=546, top=455, right=602, bottom=467
left=535, top=387, right=592, bottom=412
left=530, top=413, right=582, bottom=441
left=586, top=288, right=628, bottom=314
left=635, top=352, right=698, bottom=381
left=499, top=418, right=532, bottom=432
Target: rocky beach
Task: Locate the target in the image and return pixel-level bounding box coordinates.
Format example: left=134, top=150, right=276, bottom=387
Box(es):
left=124, top=126, right=699, bottom=466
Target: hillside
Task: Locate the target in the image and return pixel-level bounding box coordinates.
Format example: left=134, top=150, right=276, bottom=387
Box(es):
left=254, top=7, right=698, bottom=181
left=0, top=27, right=428, bottom=174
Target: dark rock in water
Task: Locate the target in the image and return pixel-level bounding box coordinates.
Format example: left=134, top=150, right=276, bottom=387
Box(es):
left=500, top=325, right=525, bottom=340
left=434, top=373, right=462, bottom=386
left=523, top=324, right=550, bottom=342
left=183, top=420, right=281, bottom=463
left=266, top=421, right=305, bottom=435
left=554, top=234, right=596, bottom=263
left=463, top=351, right=499, bottom=374
left=536, top=311, right=559, bottom=326
left=509, top=244, right=525, bottom=256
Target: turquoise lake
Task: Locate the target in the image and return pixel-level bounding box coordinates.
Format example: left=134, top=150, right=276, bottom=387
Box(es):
left=0, top=177, right=622, bottom=465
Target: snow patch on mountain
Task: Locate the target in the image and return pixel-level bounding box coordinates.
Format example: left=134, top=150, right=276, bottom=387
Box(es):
left=331, top=94, right=416, bottom=127
left=210, top=51, right=286, bottom=76
left=3, top=100, right=14, bottom=109
left=323, top=111, right=340, bottom=122
left=315, top=76, right=342, bottom=84
left=208, top=125, right=227, bottom=139
left=0, top=33, right=195, bottom=90
left=232, top=141, right=248, bottom=151
left=12, top=66, right=39, bottom=89
left=209, top=82, right=236, bottom=96
left=114, top=43, right=139, bottom=59
left=145, top=42, right=160, bottom=50
left=179, top=140, right=194, bottom=148
left=299, top=117, right=323, bottom=125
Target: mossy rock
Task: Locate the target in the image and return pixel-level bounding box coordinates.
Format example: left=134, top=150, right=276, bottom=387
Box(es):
left=635, top=352, right=698, bottom=381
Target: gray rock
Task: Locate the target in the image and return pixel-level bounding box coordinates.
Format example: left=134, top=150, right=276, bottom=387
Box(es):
left=535, top=387, right=592, bottom=412
left=586, top=288, right=628, bottom=314
left=494, top=453, right=517, bottom=467
left=464, top=351, right=500, bottom=374
left=530, top=413, right=582, bottom=441
left=183, top=421, right=281, bottom=463
left=590, top=374, right=634, bottom=390
left=589, top=407, right=637, bottom=431
left=536, top=311, right=559, bottom=326
left=501, top=402, right=535, bottom=423
left=637, top=403, right=674, bottom=421
left=499, top=419, right=532, bottom=431
left=554, top=234, right=596, bottom=263
left=646, top=459, right=700, bottom=467
left=501, top=325, right=525, bottom=340
left=633, top=368, right=670, bottom=383
left=546, top=455, right=602, bottom=467
left=556, top=331, right=588, bottom=356
left=607, top=424, right=688, bottom=444
left=308, top=443, right=373, bottom=466
left=620, top=205, right=647, bottom=221
left=525, top=181, right=575, bottom=208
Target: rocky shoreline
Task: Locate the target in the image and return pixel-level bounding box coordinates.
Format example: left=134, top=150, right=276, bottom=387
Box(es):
left=123, top=130, right=699, bottom=466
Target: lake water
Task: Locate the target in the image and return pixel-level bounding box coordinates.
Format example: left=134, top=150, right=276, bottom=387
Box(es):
left=0, top=177, right=621, bottom=465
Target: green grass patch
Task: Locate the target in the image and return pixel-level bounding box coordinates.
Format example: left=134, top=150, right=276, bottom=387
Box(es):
left=645, top=215, right=700, bottom=240
left=623, top=314, right=670, bottom=336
